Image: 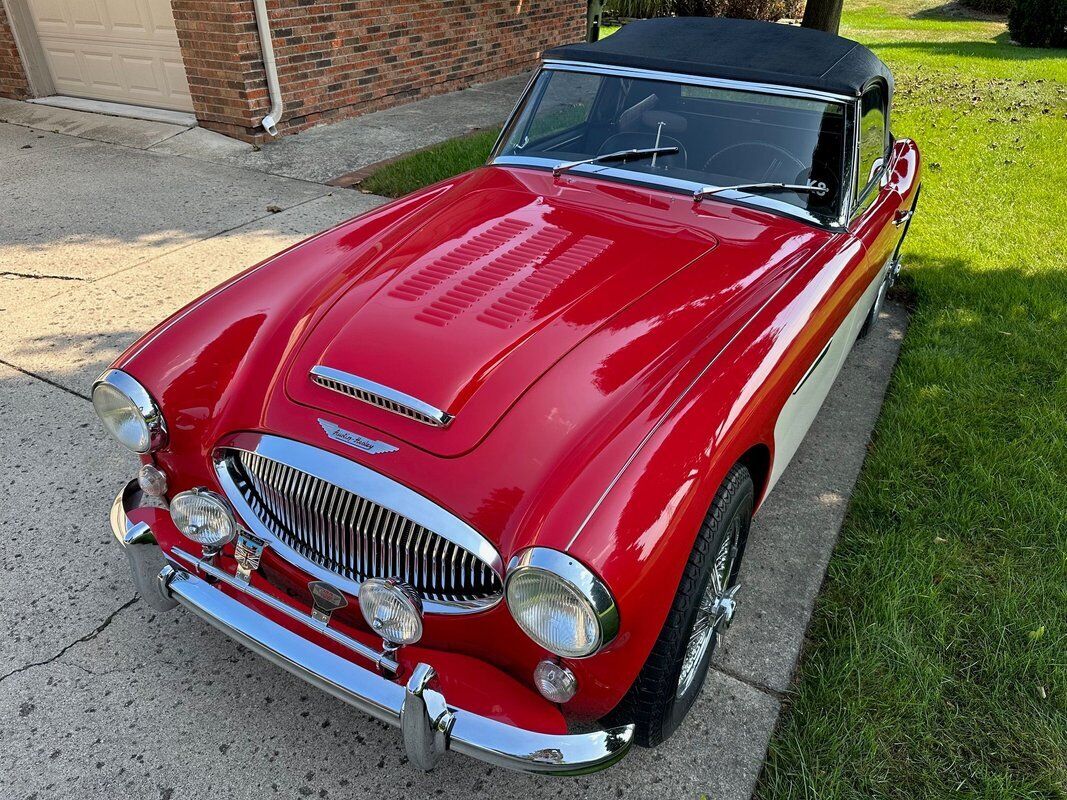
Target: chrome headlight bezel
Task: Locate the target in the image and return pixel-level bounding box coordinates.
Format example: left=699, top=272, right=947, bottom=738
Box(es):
left=504, top=548, right=619, bottom=659
left=91, top=369, right=167, bottom=454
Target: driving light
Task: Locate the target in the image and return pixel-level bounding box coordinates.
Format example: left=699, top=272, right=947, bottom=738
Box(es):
left=534, top=660, right=577, bottom=704
left=505, top=548, right=619, bottom=659
left=359, top=578, right=423, bottom=646
left=91, top=370, right=167, bottom=453
left=169, top=489, right=236, bottom=548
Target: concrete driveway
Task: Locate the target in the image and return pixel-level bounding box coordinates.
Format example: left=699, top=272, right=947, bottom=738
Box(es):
left=0, top=106, right=906, bottom=800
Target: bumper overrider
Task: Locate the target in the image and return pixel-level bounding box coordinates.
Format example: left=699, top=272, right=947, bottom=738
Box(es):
left=110, top=481, right=635, bottom=775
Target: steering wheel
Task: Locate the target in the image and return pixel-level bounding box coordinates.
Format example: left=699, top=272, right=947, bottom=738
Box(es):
left=703, top=142, right=807, bottom=183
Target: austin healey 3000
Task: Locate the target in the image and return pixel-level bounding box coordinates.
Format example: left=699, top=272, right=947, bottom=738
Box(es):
left=96, top=17, right=919, bottom=774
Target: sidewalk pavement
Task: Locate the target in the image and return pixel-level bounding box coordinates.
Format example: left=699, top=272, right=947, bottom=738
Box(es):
left=0, top=83, right=907, bottom=799
left=0, top=73, right=526, bottom=185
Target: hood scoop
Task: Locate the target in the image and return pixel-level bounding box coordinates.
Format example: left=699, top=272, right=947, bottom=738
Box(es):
left=309, top=366, right=454, bottom=428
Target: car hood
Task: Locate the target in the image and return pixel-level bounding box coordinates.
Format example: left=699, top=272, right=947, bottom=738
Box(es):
left=283, top=174, right=719, bottom=456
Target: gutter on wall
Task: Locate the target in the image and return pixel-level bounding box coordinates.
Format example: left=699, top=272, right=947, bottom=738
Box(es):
left=252, top=0, right=284, bottom=136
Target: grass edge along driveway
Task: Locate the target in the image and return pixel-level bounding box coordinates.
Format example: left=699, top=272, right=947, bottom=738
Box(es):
left=360, top=5, right=1067, bottom=796
left=758, top=3, right=1066, bottom=798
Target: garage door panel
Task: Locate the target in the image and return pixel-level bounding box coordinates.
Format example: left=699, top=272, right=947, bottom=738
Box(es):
left=27, top=0, right=193, bottom=111
left=42, top=46, right=82, bottom=82
left=81, top=50, right=122, bottom=88
left=120, top=54, right=159, bottom=91
left=161, top=56, right=190, bottom=100
left=144, top=0, right=177, bottom=33
left=28, top=0, right=70, bottom=28
left=106, top=0, right=149, bottom=35
left=39, top=39, right=192, bottom=110
left=67, top=0, right=106, bottom=30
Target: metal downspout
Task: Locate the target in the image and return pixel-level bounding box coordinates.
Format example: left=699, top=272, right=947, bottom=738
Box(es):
left=252, top=0, right=283, bottom=135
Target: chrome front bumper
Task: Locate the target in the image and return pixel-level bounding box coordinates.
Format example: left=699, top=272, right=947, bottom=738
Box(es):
left=110, top=482, right=634, bottom=775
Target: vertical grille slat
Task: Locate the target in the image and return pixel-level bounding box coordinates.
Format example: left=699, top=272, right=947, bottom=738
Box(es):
left=222, top=449, right=501, bottom=606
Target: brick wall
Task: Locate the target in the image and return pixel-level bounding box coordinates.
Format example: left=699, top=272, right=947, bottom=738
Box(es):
left=0, top=2, right=30, bottom=99
left=174, top=0, right=586, bottom=142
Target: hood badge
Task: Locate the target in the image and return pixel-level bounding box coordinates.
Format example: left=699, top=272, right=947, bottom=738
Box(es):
left=318, top=418, right=399, bottom=455
left=308, top=580, right=348, bottom=626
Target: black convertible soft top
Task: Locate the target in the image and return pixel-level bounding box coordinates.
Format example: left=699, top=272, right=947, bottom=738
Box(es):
left=544, top=17, right=892, bottom=99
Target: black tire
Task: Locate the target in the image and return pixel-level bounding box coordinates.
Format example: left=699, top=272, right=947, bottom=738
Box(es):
left=604, top=463, right=754, bottom=747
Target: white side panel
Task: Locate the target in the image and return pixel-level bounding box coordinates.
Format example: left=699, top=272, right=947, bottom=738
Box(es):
left=766, top=261, right=889, bottom=493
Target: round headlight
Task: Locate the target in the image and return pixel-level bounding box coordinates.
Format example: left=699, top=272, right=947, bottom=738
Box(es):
left=358, top=578, right=423, bottom=646
left=505, top=548, right=619, bottom=659
left=91, top=370, right=166, bottom=453
left=170, top=489, right=236, bottom=548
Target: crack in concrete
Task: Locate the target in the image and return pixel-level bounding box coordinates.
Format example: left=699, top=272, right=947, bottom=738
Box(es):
left=0, top=597, right=137, bottom=684
left=712, top=663, right=789, bottom=702
left=0, top=271, right=87, bottom=281
left=0, top=358, right=91, bottom=401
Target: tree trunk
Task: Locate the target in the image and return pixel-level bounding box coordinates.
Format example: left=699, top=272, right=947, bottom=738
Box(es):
left=801, top=0, right=844, bottom=33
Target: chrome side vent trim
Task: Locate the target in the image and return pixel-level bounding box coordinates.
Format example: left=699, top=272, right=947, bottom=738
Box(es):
left=310, top=366, right=453, bottom=428
left=214, top=434, right=502, bottom=614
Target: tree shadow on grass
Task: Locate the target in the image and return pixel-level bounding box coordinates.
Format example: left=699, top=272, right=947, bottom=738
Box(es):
left=871, top=38, right=1064, bottom=61
left=910, top=1, right=1007, bottom=23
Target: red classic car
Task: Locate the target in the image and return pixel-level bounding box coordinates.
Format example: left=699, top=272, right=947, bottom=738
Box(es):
left=95, top=17, right=919, bottom=774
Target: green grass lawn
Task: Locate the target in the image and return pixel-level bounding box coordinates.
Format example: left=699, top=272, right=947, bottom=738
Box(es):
left=362, top=7, right=1066, bottom=795
left=759, top=2, right=1067, bottom=797
left=358, top=128, right=502, bottom=197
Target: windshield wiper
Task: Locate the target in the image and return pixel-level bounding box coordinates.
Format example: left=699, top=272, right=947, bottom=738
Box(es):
left=693, top=181, right=828, bottom=203
left=552, top=147, right=680, bottom=177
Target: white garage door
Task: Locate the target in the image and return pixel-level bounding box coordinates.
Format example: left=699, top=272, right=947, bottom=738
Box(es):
left=27, top=0, right=193, bottom=111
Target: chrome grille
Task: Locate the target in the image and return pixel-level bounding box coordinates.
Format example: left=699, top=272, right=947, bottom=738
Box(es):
left=311, top=373, right=442, bottom=426
left=220, top=448, right=501, bottom=606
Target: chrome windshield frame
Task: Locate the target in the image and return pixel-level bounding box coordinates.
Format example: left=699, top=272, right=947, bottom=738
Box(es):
left=488, top=61, right=858, bottom=231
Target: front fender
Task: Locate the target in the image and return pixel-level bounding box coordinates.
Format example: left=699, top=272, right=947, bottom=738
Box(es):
left=553, top=233, right=866, bottom=716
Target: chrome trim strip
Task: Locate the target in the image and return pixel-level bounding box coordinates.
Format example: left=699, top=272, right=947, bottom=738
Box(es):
left=310, top=366, right=454, bottom=428
left=492, top=155, right=836, bottom=229
left=213, top=434, right=503, bottom=615
left=159, top=563, right=635, bottom=774
left=169, top=546, right=400, bottom=674
left=92, top=369, right=168, bottom=453
left=505, top=547, right=619, bottom=657
left=793, top=339, right=833, bottom=395
left=541, top=60, right=855, bottom=103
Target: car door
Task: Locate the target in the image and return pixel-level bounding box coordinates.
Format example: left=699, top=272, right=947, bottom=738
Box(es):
left=766, top=83, right=908, bottom=491
left=847, top=81, right=915, bottom=339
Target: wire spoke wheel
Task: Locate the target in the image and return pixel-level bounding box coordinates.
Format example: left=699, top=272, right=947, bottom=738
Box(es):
left=676, top=514, right=742, bottom=698
left=604, top=463, right=753, bottom=748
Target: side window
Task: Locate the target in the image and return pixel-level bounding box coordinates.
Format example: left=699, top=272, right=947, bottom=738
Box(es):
left=857, top=84, right=888, bottom=195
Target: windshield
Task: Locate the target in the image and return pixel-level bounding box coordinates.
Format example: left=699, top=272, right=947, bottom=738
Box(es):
left=494, top=68, right=849, bottom=224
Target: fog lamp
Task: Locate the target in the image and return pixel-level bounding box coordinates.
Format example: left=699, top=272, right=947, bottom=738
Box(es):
left=169, top=489, right=236, bottom=549
left=359, top=578, right=423, bottom=646
left=534, top=660, right=577, bottom=704
left=137, top=464, right=168, bottom=497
